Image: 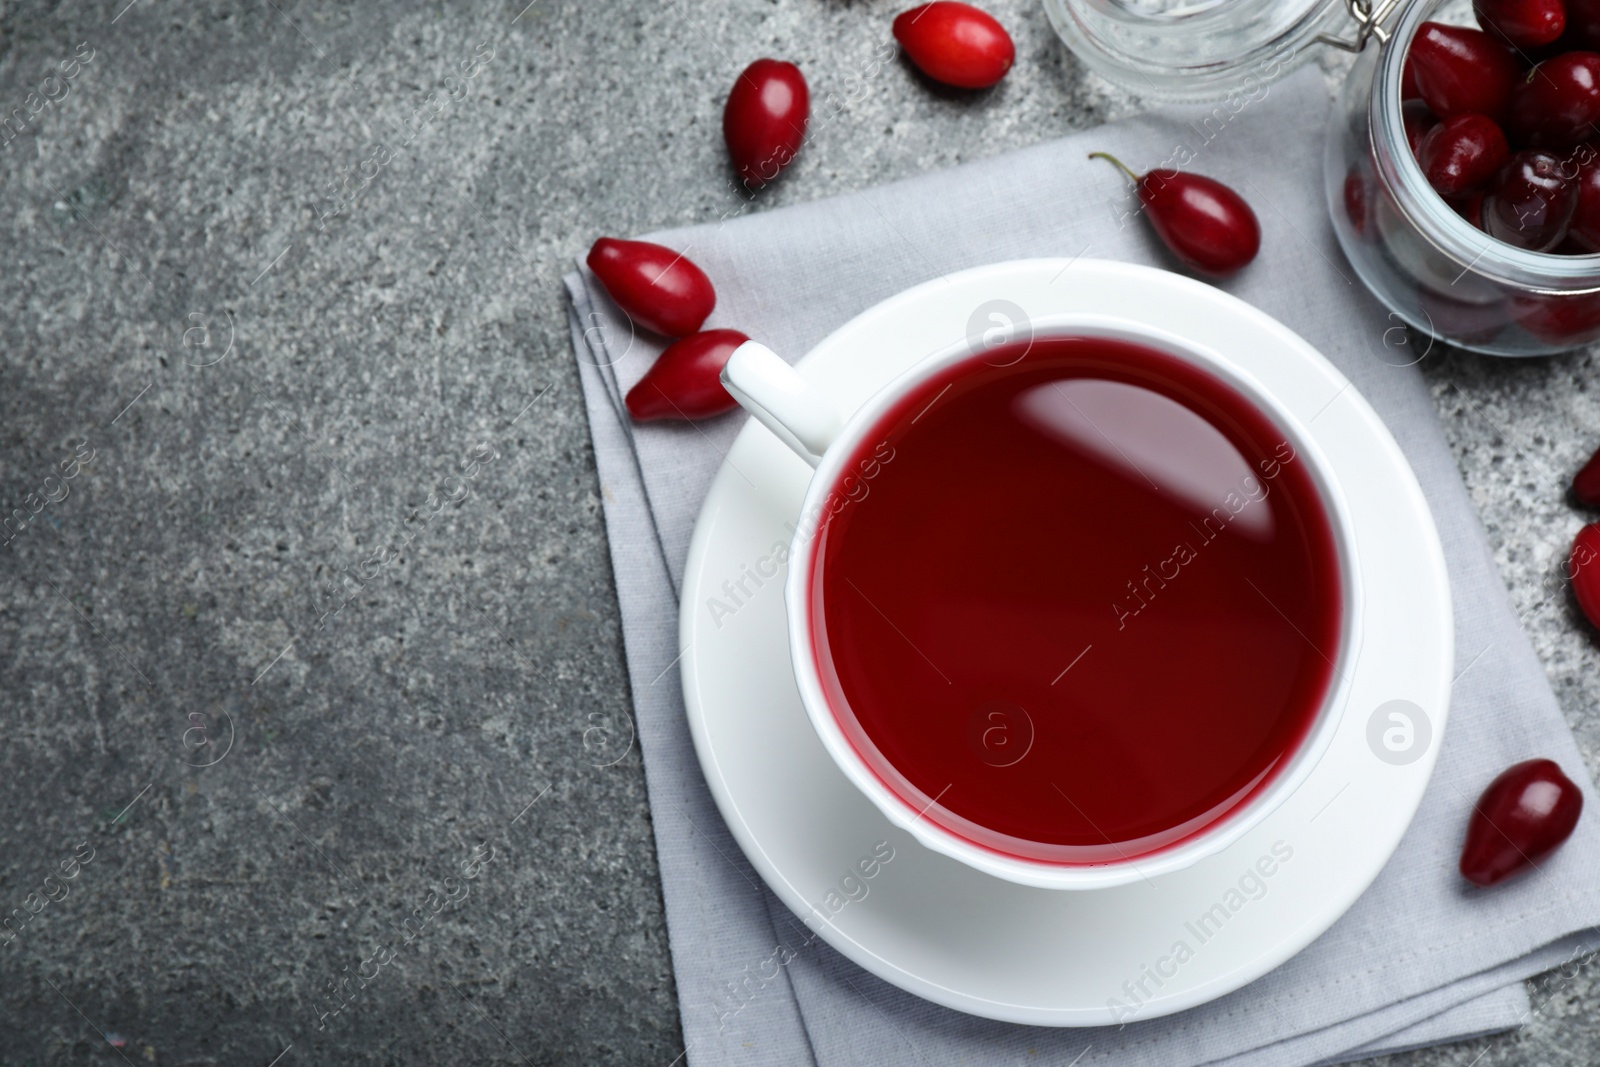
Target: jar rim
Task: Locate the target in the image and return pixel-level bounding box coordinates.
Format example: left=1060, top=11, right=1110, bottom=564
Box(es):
left=1042, top=0, right=1342, bottom=102
left=1372, top=1, right=1600, bottom=293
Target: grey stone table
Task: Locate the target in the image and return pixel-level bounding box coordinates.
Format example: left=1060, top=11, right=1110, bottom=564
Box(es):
left=1, top=0, right=1597, bottom=1064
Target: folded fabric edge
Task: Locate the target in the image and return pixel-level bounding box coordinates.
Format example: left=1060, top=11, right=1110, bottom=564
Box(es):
left=565, top=270, right=681, bottom=598
left=1331, top=984, right=1529, bottom=1065
left=564, top=289, right=821, bottom=1067
left=1200, top=931, right=1597, bottom=1067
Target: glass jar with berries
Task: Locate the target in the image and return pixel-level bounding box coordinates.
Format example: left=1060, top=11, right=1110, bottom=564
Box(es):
left=1331, top=0, right=1600, bottom=354
left=1044, top=0, right=1600, bottom=355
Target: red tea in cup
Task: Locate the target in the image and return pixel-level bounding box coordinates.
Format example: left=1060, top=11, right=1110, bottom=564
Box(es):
left=806, top=335, right=1343, bottom=864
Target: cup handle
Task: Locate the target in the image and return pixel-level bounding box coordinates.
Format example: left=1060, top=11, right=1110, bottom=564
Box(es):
left=720, top=341, right=843, bottom=469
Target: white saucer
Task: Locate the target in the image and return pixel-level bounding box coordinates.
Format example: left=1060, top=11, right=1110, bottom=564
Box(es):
left=679, top=259, right=1452, bottom=1026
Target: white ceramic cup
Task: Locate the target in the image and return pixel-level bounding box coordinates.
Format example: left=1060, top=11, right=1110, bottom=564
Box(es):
left=720, top=313, right=1361, bottom=890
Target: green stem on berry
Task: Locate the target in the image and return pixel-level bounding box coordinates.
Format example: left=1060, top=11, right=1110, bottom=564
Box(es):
left=1088, top=151, right=1141, bottom=185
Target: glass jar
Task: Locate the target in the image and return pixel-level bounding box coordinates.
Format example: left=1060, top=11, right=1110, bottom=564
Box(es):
left=1044, top=0, right=1600, bottom=355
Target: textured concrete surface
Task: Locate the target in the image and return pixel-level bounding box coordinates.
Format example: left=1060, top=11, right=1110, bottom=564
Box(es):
left=0, top=0, right=1596, bottom=1064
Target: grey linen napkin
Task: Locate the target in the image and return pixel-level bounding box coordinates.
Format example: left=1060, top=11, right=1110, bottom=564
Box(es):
left=563, top=66, right=1600, bottom=1067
